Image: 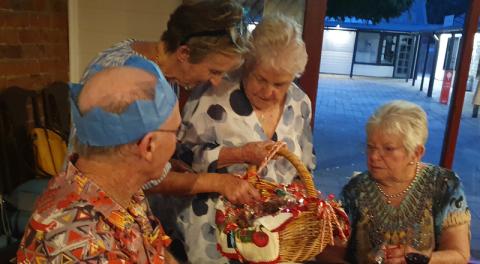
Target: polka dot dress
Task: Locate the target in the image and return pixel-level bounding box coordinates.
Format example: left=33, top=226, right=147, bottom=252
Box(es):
left=176, top=80, right=316, bottom=263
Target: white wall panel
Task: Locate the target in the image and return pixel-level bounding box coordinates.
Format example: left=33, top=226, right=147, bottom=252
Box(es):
left=69, top=0, right=181, bottom=82
left=320, top=29, right=355, bottom=75
left=353, top=64, right=394, bottom=77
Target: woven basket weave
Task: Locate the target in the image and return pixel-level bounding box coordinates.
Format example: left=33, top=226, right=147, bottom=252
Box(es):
left=246, top=148, right=345, bottom=262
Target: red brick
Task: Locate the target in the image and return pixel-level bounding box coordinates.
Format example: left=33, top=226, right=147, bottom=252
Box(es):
left=0, top=61, right=9, bottom=74
left=38, top=14, right=51, bottom=28
left=1, top=60, right=25, bottom=75
left=0, top=76, right=6, bottom=91
left=53, top=71, right=68, bottom=83
left=38, top=59, right=56, bottom=72
left=6, top=73, right=52, bottom=90
left=0, top=61, right=17, bottom=76
left=18, top=29, right=42, bottom=43
left=0, top=29, right=19, bottom=44
left=3, top=12, right=31, bottom=27
left=0, top=44, right=21, bottom=58
left=32, top=0, right=47, bottom=12
left=51, top=14, right=67, bottom=29
left=29, top=13, right=51, bottom=28
left=9, top=0, right=35, bottom=11
left=21, top=44, right=45, bottom=58
left=0, top=0, right=11, bottom=10
left=51, top=0, right=67, bottom=13
left=6, top=75, right=33, bottom=89
left=43, top=44, right=56, bottom=57
left=53, top=58, right=66, bottom=72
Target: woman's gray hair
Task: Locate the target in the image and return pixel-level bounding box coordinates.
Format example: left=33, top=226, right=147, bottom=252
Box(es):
left=244, top=14, right=307, bottom=77
left=366, top=100, right=428, bottom=155
left=161, top=0, right=247, bottom=63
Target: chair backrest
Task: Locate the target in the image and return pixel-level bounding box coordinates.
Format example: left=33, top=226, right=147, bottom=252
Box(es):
left=0, top=87, right=38, bottom=194
left=41, top=82, right=70, bottom=141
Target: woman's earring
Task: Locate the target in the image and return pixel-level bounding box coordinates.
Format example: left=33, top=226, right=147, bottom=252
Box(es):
left=408, top=161, right=415, bottom=165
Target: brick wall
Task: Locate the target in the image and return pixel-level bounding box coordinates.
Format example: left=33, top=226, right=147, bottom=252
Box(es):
left=0, top=0, right=69, bottom=92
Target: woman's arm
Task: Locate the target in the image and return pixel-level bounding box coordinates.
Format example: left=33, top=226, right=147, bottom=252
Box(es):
left=217, top=141, right=275, bottom=168
left=315, top=243, right=348, bottom=263
left=430, top=223, right=470, bottom=264
left=146, top=171, right=260, bottom=204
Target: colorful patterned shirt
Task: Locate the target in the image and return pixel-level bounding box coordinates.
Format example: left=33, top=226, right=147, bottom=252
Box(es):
left=17, top=160, right=171, bottom=264
left=340, top=164, right=471, bottom=264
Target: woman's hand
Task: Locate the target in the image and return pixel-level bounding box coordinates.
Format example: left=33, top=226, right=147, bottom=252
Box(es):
left=170, top=159, right=193, bottom=172
left=218, top=140, right=278, bottom=168
left=240, top=141, right=277, bottom=166
left=384, top=244, right=406, bottom=264
left=215, top=174, right=261, bottom=205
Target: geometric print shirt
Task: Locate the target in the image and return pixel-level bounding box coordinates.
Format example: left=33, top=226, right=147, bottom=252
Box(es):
left=17, top=158, right=171, bottom=264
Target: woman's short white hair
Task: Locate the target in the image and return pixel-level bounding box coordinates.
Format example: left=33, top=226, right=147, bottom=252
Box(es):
left=366, top=100, right=428, bottom=155
left=245, top=14, right=307, bottom=77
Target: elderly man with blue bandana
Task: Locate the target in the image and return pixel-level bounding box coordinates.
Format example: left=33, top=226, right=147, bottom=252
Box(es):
left=17, top=60, right=180, bottom=263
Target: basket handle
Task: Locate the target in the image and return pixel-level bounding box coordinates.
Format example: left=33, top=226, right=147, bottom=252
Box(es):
left=247, top=147, right=317, bottom=198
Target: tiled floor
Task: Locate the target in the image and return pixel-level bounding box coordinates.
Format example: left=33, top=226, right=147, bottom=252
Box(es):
left=312, top=74, right=480, bottom=259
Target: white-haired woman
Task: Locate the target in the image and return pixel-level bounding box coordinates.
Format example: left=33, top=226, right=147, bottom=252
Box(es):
left=176, top=15, right=316, bottom=263
left=340, top=100, right=471, bottom=264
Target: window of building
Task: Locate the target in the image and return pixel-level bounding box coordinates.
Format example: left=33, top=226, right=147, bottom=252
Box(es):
left=379, top=34, right=398, bottom=65
left=355, top=32, right=380, bottom=63
left=444, top=36, right=461, bottom=70
left=355, top=32, right=398, bottom=65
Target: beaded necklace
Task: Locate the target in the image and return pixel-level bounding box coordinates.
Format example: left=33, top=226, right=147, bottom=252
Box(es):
left=361, top=165, right=433, bottom=249
left=374, top=162, right=420, bottom=204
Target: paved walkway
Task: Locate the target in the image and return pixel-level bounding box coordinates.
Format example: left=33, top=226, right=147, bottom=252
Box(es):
left=312, top=74, right=480, bottom=259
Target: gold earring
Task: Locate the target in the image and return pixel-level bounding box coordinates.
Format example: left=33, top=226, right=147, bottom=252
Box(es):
left=409, top=161, right=415, bottom=165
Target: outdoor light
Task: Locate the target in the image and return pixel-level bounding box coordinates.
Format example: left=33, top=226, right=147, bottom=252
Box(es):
left=433, top=34, right=439, bottom=41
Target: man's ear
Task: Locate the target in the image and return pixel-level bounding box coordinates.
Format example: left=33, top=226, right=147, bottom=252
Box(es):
left=176, top=45, right=190, bottom=63
left=137, top=132, right=156, bottom=162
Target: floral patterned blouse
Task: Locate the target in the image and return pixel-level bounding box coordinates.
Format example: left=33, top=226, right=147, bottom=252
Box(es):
left=340, top=163, right=471, bottom=264
left=17, top=159, right=171, bottom=264
left=174, top=80, right=316, bottom=263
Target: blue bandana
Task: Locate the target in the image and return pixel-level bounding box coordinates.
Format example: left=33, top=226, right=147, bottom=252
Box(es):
left=70, top=56, right=177, bottom=147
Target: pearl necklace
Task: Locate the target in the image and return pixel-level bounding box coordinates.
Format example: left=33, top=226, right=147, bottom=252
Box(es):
left=374, top=162, right=421, bottom=204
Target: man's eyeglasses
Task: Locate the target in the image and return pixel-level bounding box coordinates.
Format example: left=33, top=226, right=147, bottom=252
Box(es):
left=136, top=128, right=178, bottom=145
left=157, top=128, right=178, bottom=134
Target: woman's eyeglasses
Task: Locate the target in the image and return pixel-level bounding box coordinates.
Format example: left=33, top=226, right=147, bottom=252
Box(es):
left=179, top=21, right=246, bottom=49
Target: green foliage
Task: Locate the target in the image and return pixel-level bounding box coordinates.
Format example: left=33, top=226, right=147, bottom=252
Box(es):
left=327, top=0, right=415, bottom=24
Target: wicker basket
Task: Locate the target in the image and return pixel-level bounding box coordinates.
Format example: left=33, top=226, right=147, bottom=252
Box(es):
left=245, top=147, right=348, bottom=262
